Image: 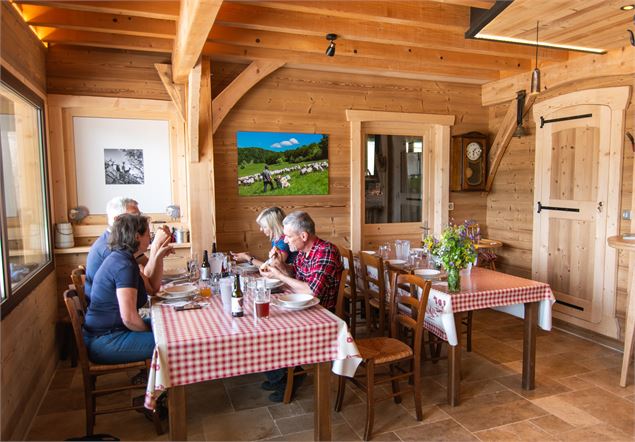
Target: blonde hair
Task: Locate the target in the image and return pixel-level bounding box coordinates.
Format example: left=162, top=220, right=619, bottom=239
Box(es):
left=256, top=207, right=286, bottom=241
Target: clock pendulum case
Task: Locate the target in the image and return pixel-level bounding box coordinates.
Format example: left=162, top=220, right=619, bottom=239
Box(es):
left=450, top=132, right=488, bottom=191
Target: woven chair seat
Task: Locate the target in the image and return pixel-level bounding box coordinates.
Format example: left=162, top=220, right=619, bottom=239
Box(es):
left=357, top=337, right=413, bottom=365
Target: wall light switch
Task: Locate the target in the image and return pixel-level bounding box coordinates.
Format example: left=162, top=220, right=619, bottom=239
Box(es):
left=448, top=202, right=455, bottom=211
left=623, top=210, right=632, bottom=221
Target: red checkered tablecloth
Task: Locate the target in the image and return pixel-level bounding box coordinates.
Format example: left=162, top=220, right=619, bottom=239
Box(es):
left=423, top=267, right=555, bottom=345
left=145, top=294, right=361, bottom=409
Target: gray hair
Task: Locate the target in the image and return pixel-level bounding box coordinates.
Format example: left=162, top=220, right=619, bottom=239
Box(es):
left=106, top=196, right=139, bottom=226
left=283, top=211, right=315, bottom=236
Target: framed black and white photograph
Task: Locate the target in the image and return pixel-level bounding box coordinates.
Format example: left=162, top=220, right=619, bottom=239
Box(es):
left=104, top=148, right=145, bottom=185
left=73, top=117, right=171, bottom=213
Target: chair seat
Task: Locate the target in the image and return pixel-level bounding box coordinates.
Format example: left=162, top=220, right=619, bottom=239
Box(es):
left=368, top=298, right=381, bottom=308
left=89, top=359, right=146, bottom=374
left=357, top=337, right=413, bottom=364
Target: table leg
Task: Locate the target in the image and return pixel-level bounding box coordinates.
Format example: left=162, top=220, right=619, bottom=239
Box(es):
left=620, top=279, right=635, bottom=386
left=447, top=313, right=462, bottom=406
left=314, top=361, right=332, bottom=441
left=522, top=302, right=538, bottom=390
left=168, top=385, right=187, bottom=441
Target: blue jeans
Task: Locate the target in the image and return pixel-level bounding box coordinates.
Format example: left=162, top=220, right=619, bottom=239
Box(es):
left=84, top=320, right=154, bottom=364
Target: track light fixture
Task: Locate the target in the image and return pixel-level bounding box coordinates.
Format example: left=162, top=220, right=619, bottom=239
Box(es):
left=325, top=33, right=337, bottom=57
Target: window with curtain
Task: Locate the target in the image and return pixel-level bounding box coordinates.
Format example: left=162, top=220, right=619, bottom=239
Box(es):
left=0, top=71, right=53, bottom=315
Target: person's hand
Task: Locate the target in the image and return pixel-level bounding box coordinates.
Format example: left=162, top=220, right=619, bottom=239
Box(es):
left=231, top=252, right=251, bottom=263
left=268, top=247, right=284, bottom=268
left=154, top=233, right=174, bottom=259
left=259, top=264, right=280, bottom=279
left=151, top=225, right=171, bottom=254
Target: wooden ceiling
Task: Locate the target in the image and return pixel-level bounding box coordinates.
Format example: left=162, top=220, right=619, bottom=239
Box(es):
left=12, top=0, right=629, bottom=85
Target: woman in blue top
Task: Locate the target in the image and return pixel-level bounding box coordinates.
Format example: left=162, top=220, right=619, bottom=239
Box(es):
left=83, top=214, right=172, bottom=364
left=233, top=207, right=297, bottom=266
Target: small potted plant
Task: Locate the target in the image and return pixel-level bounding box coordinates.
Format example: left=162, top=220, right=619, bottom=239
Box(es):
left=422, top=224, right=477, bottom=292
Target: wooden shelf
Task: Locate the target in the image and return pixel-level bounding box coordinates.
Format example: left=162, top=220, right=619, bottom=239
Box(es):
left=54, top=242, right=191, bottom=255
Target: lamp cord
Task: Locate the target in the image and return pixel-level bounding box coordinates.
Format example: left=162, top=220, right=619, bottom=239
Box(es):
left=535, top=21, right=539, bottom=70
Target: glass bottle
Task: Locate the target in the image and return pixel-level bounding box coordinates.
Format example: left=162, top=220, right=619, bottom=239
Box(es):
left=200, top=250, right=210, bottom=281
left=212, top=242, right=217, bottom=254
left=231, top=275, right=244, bottom=317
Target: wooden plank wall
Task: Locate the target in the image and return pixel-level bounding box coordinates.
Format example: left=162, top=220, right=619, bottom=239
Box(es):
left=485, top=47, right=635, bottom=339
left=0, top=4, right=57, bottom=441
left=213, top=66, right=488, bottom=256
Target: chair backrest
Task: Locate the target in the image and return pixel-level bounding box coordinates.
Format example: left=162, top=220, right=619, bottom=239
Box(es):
left=336, top=245, right=357, bottom=299
left=389, top=273, right=431, bottom=359
left=63, top=288, right=91, bottom=377
left=359, top=251, right=386, bottom=303
left=70, top=265, right=87, bottom=310
left=335, top=268, right=350, bottom=320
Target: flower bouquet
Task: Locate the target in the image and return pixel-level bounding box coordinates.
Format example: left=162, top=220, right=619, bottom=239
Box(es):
left=422, top=223, right=477, bottom=292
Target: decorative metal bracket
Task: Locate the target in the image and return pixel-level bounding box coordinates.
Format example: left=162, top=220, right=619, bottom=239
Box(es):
left=539, top=113, right=593, bottom=128
left=537, top=201, right=580, bottom=213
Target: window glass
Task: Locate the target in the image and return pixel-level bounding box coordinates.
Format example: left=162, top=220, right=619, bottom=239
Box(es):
left=365, top=134, right=423, bottom=224
left=0, top=82, right=51, bottom=294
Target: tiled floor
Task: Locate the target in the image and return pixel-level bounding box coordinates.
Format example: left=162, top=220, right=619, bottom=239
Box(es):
left=27, top=310, right=635, bottom=441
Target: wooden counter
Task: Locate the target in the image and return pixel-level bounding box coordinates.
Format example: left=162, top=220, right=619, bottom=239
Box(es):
left=607, top=235, right=635, bottom=387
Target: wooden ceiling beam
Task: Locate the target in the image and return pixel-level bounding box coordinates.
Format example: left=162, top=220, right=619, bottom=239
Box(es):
left=209, top=25, right=530, bottom=72
left=172, top=0, right=223, bottom=83
left=15, top=1, right=179, bottom=20
left=212, top=59, right=285, bottom=134
left=39, top=28, right=173, bottom=53
left=155, top=63, right=186, bottom=121
left=21, top=4, right=175, bottom=38
left=244, top=1, right=470, bottom=32
left=203, top=41, right=499, bottom=82
left=427, top=0, right=496, bottom=8
left=214, top=3, right=568, bottom=61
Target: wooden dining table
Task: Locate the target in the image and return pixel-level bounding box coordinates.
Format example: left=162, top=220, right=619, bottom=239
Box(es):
left=421, top=267, right=555, bottom=405
left=144, top=290, right=361, bottom=441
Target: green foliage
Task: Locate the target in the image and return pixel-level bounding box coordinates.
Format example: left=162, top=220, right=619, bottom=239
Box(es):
left=422, top=224, right=477, bottom=271
left=238, top=135, right=329, bottom=166
left=238, top=169, right=328, bottom=196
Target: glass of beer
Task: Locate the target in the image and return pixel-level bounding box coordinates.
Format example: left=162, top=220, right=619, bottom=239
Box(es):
left=198, top=279, right=211, bottom=298
left=254, top=287, right=270, bottom=319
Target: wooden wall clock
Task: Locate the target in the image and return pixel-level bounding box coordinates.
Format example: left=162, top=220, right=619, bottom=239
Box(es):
left=450, top=132, right=488, bottom=191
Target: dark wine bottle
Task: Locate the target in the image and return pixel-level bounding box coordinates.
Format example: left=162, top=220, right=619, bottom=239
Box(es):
left=231, top=275, right=244, bottom=317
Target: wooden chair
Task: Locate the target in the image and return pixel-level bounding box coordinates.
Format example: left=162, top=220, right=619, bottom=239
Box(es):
left=70, top=265, right=88, bottom=310
left=282, top=269, right=350, bottom=404
left=360, top=252, right=388, bottom=336
left=334, top=273, right=432, bottom=440
left=336, top=245, right=361, bottom=338
left=63, top=289, right=163, bottom=436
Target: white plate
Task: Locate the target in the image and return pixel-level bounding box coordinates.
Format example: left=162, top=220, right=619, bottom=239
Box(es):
left=410, top=248, right=425, bottom=253
left=278, top=293, right=314, bottom=307
left=156, top=291, right=195, bottom=302
left=386, top=259, right=406, bottom=265
left=361, top=250, right=376, bottom=255
left=414, top=268, right=442, bottom=280
left=265, top=278, right=283, bottom=289
left=273, top=297, right=320, bottom=311
left=238, top=263, right=259, bottom=272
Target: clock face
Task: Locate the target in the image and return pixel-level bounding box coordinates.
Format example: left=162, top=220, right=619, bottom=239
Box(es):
left=466, top=142, right=482, bottom=161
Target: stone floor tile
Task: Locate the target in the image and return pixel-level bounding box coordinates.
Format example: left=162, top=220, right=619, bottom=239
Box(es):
left=265, top=422, right=360, bottom=441
left=440, top=390, right=548, bottom=432
left=395, top=418, right=478, bottom=441
left=576, top=367, right=635, bottom=397
left=227, top=381, right=278, bottom=411
left=557, top=423, right=633, bottom=441
left=274, top=411, right=343, bottom=435
left=552, top=387, right=635, bottom=435
left=27, top=410, right=85, bottom=441
left=553, top=376, right=595, bottom=391
left=530, top=415, right=576, bottom=435
left=202, top=407, right=279, bottom=441
left=37, top=386, right=85, bottom=415
left=268, top=401, right=304, bottom=420
left=530, top=395, right=602, bottom=428
left=471, top=336, right=524, bottom=364
left=496, top=374, right=570, bottom=400
left=529, top=354, right=592, bottom=379
left=186, top=380, right=234, bottom=419
left=223, top=372, right=267, bottom=388
left=340, top=400, right=423, bottom=436
left=474, top=420, right=555, bottom=441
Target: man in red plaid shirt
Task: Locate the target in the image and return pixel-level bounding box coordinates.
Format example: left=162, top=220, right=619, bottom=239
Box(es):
left=263, top=210, right=343, bottom=309
left=260, top=210, right=343, bottom=402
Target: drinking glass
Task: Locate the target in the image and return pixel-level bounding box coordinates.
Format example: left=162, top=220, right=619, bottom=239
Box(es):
left=395, top=240, right=410, bottom=261
left=188, top=253, right=199, bottom=282
left=198, top=279, right=211, bottom=298
left=254, top=287, right=270, bottom=319
left=210, top=252, right=224, bottom=275
left=219, top=276, right=234, bottom=312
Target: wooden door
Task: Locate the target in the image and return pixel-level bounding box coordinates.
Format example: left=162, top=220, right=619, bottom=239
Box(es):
left=532, top=87, right=629, bottom=332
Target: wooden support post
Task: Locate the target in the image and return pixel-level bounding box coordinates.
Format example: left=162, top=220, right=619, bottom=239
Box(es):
left=187, top=60, right=202, bottom=163
left=154, top=63, right=186, bottom=122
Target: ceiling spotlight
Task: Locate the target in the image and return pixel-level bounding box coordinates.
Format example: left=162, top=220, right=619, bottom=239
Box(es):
left=620, top=4, right=634, bottom=10
left=325, top=33, right=337, bottom=57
